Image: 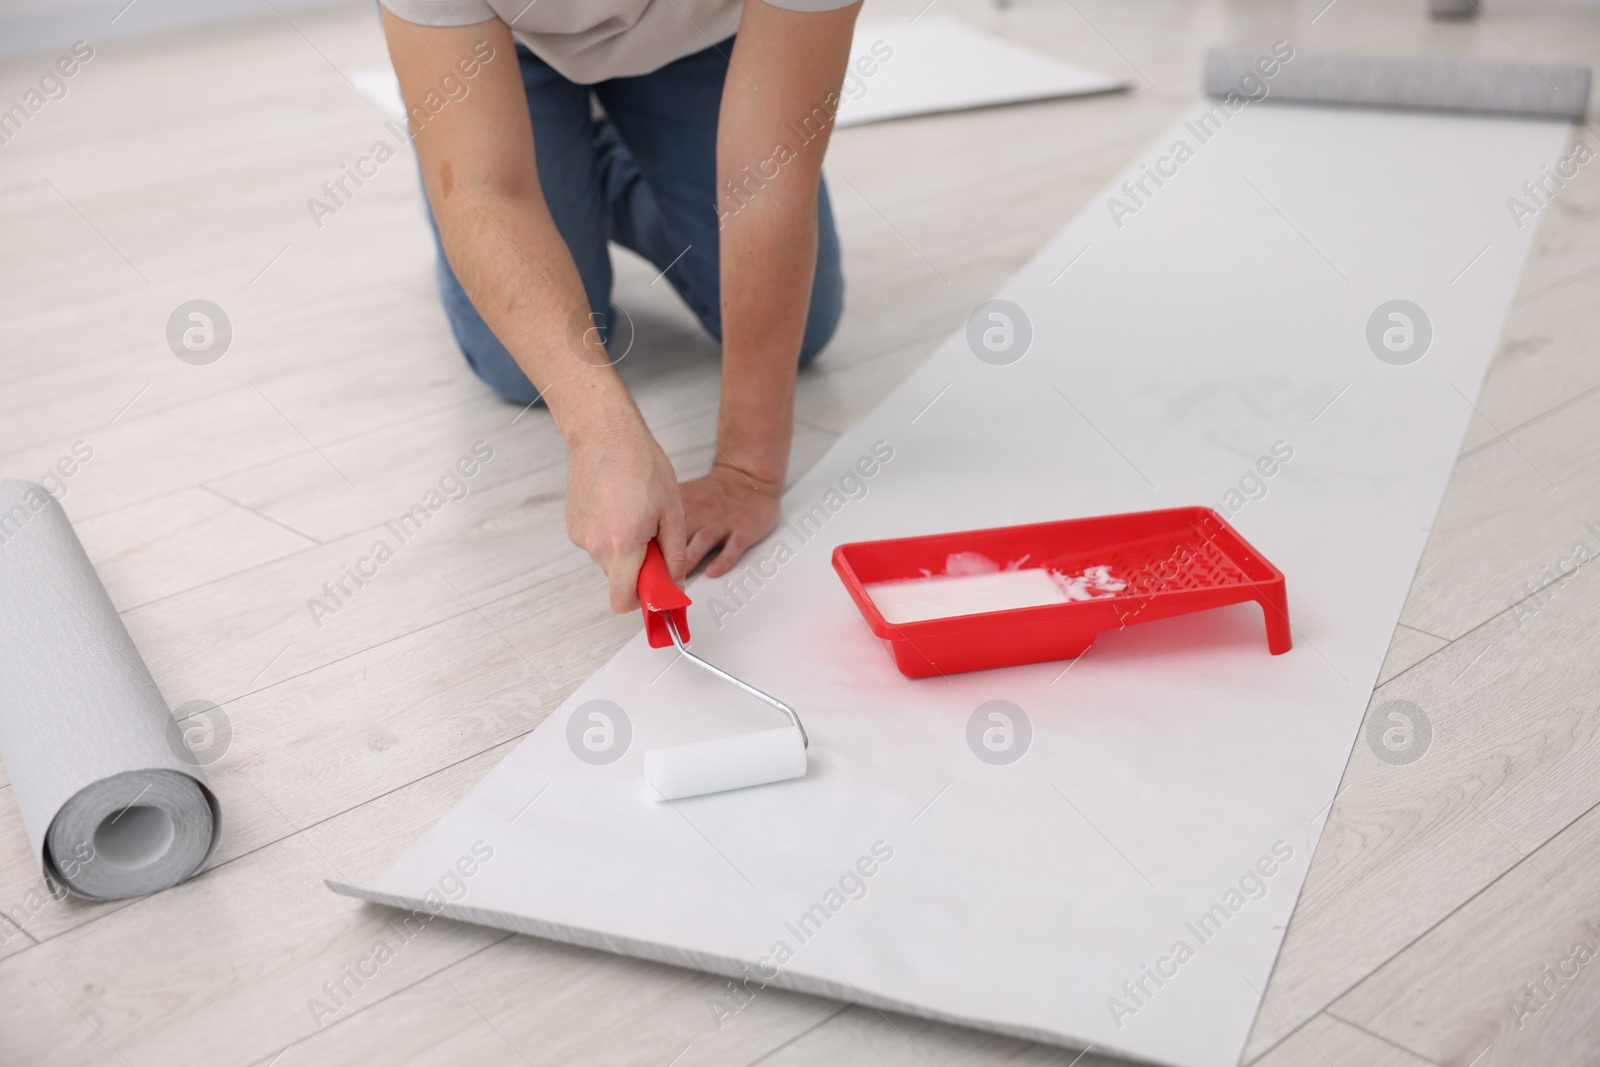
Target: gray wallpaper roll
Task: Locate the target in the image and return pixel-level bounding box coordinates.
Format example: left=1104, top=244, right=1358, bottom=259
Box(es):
left=1206, top=47, right=1591, bottom=120
left=0, top=480, right=220, bottom=900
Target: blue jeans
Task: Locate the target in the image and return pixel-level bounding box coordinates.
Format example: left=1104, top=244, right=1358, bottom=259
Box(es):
left=425, top=38, right=845, bottom=405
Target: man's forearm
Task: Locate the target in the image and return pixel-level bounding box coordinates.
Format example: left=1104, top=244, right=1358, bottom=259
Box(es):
left=384, top=12, right=638, bottom=450
left=431, top=183, right=639, bottom=443
left=713, top=2, right=856, bottom=493
left=714, top=172, right=824, bottom=491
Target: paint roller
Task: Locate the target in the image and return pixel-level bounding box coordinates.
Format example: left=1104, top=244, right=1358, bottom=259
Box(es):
left=635, top=541, right=808, bottom=801
left=1206, top=47, right=1590, bottom=120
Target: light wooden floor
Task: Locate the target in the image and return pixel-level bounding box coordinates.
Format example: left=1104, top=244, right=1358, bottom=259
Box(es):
left=1, top=0, right=1598, bottom=1064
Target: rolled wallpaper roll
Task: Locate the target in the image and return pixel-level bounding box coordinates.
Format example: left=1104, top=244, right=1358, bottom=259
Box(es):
left=0, top=481, right=220, bottom=900
left=1205, top=47, right=1591, bottom=120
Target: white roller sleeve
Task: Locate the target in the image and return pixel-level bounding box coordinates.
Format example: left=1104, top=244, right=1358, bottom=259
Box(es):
left=644, top=727, right=807, bottom=801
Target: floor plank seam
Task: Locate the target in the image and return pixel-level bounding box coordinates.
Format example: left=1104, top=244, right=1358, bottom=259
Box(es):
left=2, top=378, right=492, bottom=478
left=198, top=483, right=323, bottom=546
left=807, top=319, right=957, bottom=379
left=113, top=471, right=601, bottom=616
left=0, top=338, right=157, bottom=390
left=111, top=519, right=336, bottom=615
left=1245, top=789, right=1600, bottom=1066
left=1, top=917, right=41, bottom=951
left=0, top=276, right=153, bottom=333
left=109, top=411, right=771, bottom=611
left=1394, top=622, right=1451, bottom=643
left=209, top=559, right=583, bottom=703
left=0, top=326, right=461, bottom=456
left=1457, top=376, right=1600, bottom=463
left=1386, top=560, right=1597, bottom=689
left=1322, top=1008, right=1446, bottom=1066
left=1510, top=255, right=1600, bottom=307
left=0, top=269, right=436, bottom=386
left=243, top=932, right=516, bottom=1067
left=791, top=417, right=845, bottom=440
left=741, top=1003, right=854, bottom=1066
left=69, top=393, right=565, bottom=531
left=117, top=499, right=617, bottom=685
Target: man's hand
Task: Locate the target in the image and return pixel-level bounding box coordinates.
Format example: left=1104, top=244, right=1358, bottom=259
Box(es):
left=681, top=462, right=782, bottom=577
left=565, top=408, right=688, bottom=613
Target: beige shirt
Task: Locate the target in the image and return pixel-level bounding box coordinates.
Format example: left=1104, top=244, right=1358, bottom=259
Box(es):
left=379, top=0, right=854, bottom=84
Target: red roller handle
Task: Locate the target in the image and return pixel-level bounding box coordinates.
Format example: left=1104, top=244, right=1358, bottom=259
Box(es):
left=637, top=540, right=690, bottom=649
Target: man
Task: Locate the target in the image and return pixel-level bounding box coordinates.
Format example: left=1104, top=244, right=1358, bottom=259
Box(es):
left=379, top=0, right=861, bottom=615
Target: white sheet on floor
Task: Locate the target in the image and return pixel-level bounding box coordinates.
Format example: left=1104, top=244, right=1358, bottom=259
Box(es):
left=330, top=101, right=1568, bottom=1067
left=348, top=68, right=405, bottom=123
left=835, top=18, right=1127, bottom=126
left=347, top=19, right=1124, bottom=129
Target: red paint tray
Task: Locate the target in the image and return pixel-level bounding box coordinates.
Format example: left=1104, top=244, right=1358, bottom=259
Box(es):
left=831, top=507, right=1290, bottom=678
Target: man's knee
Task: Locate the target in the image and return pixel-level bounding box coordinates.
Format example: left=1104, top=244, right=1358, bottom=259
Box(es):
left=799, top=188, right=845, bottom=366
left=432, top=258, right=544, bottom=406
left=463, top=346, right=544, bottom=407
left=798, top=272, right=843, bottom=366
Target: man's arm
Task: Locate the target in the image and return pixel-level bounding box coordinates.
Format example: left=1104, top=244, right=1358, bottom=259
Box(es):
left=681, top=0, right=861, bottom=577
left=381, top=11, right=688, bottom=611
